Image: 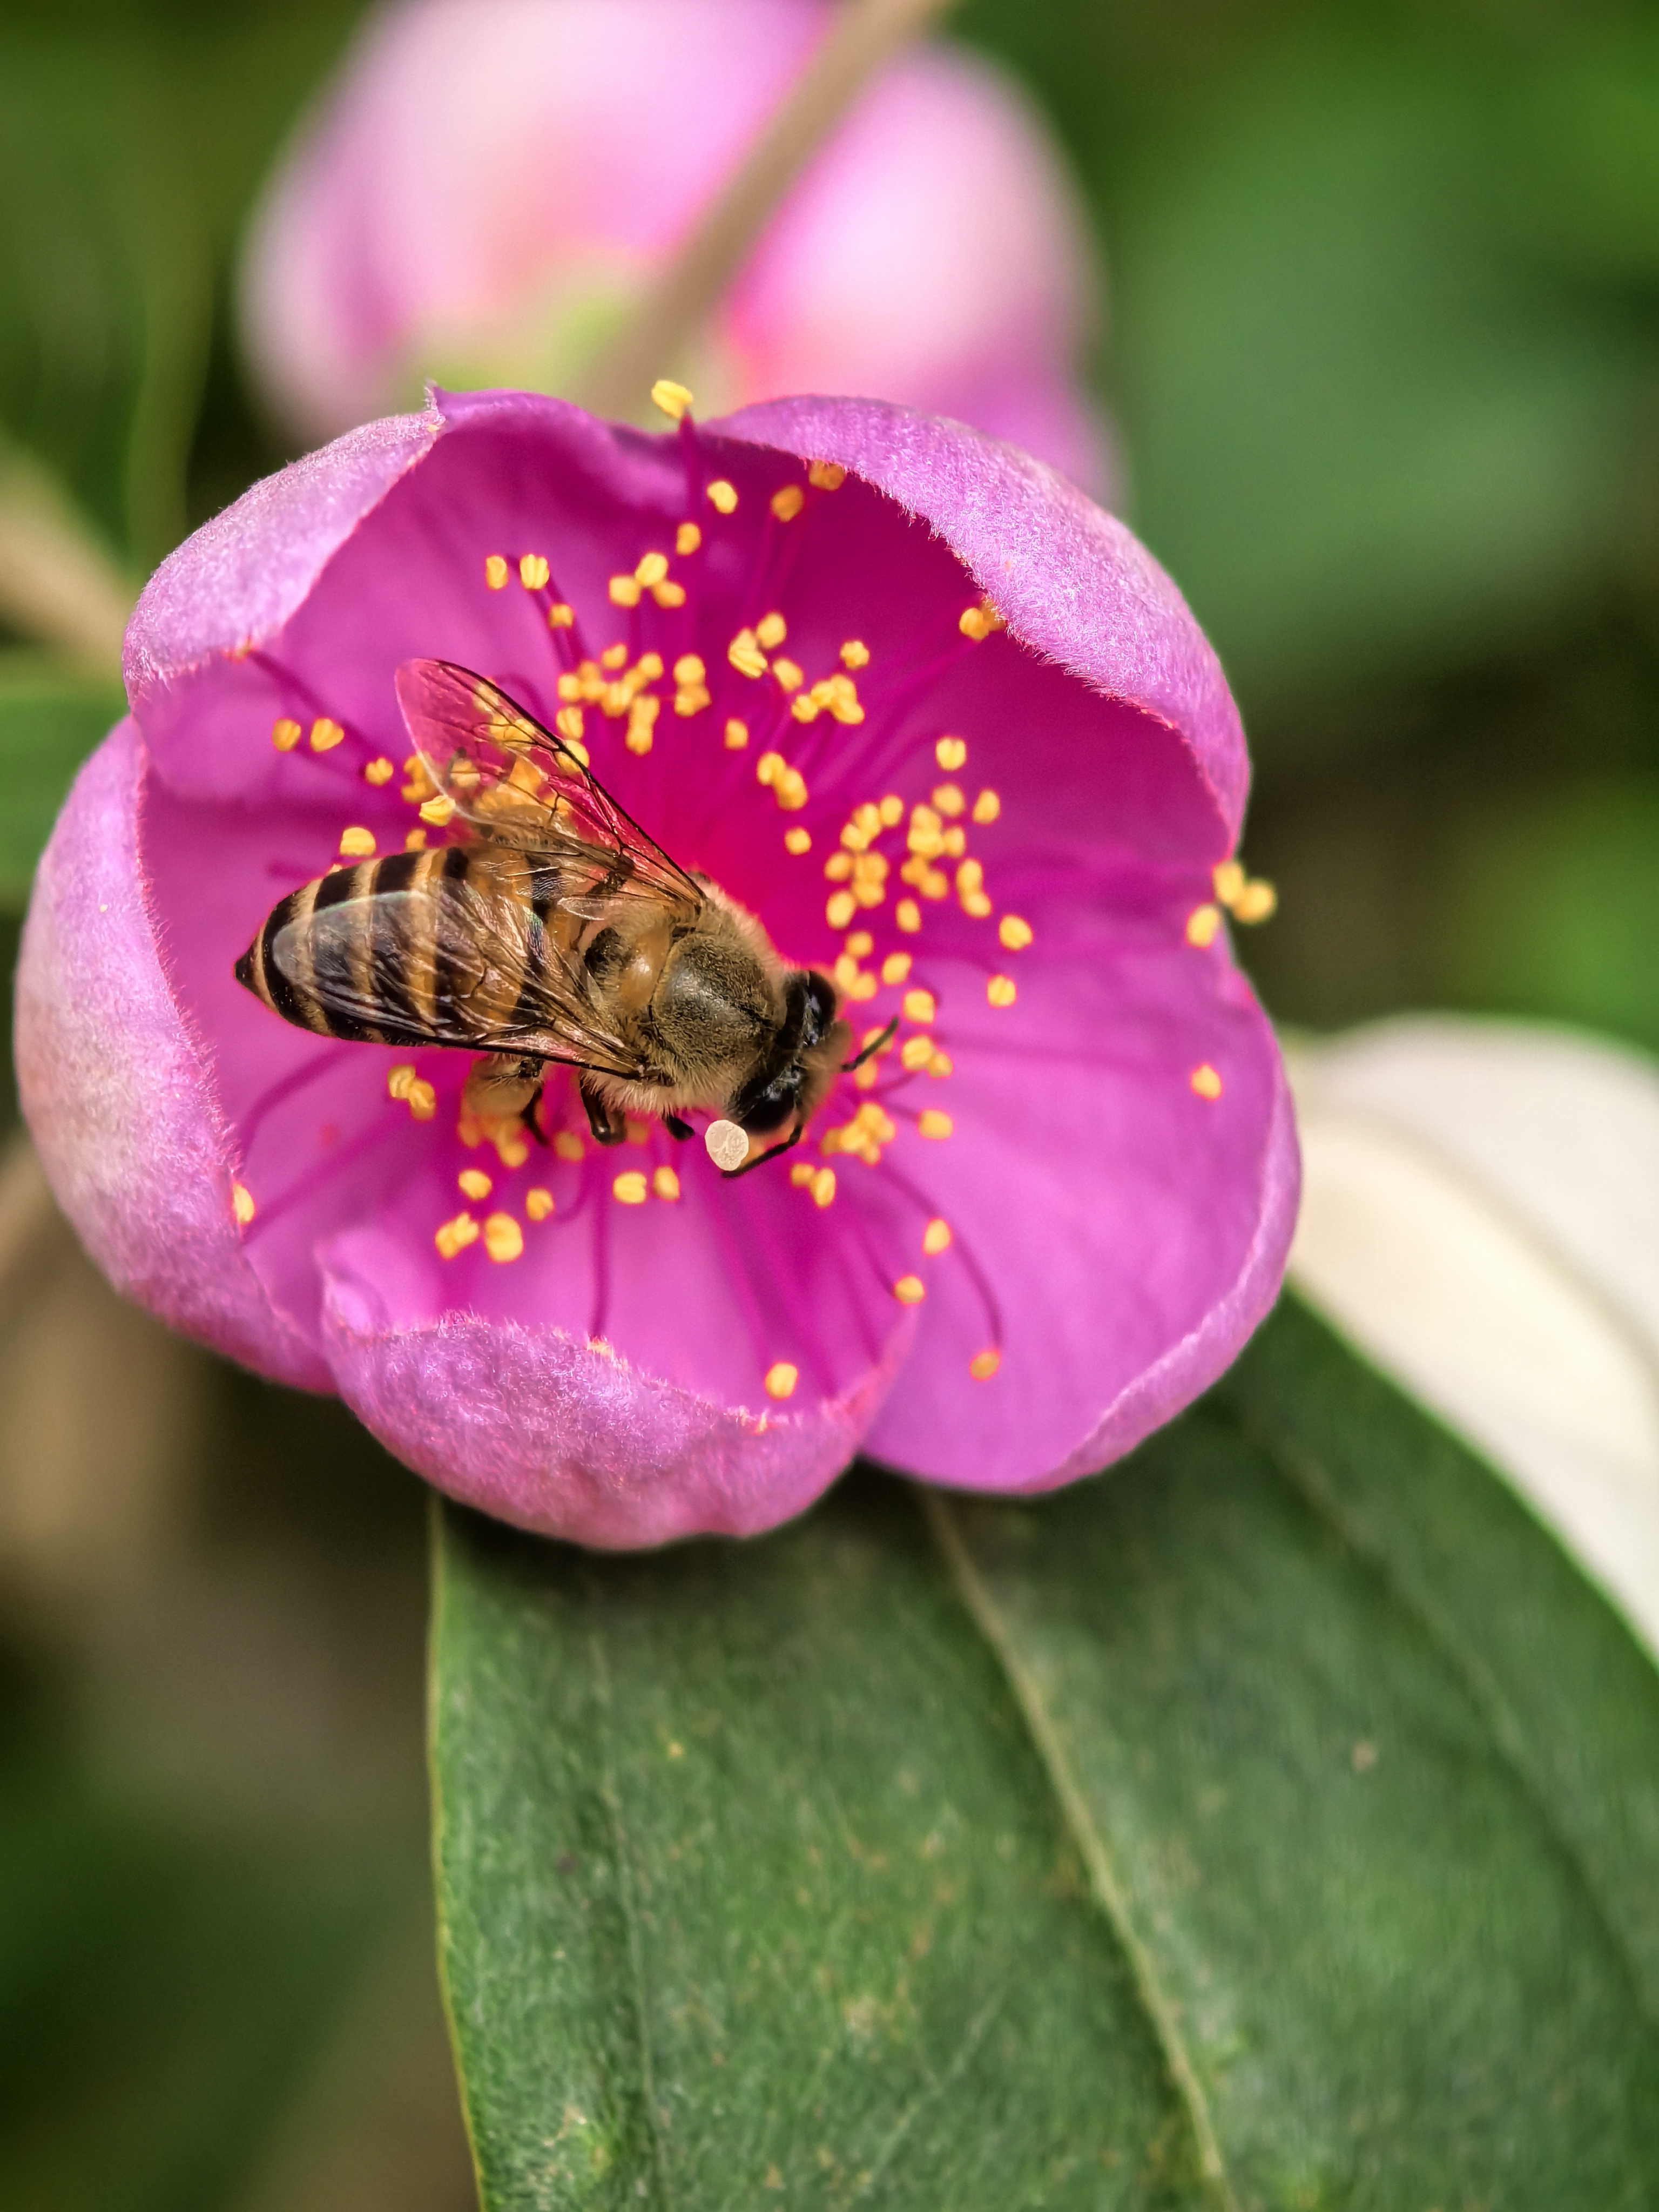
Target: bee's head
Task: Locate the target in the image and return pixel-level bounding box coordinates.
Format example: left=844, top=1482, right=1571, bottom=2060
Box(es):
left=726, top=971, right=847, bottom=1139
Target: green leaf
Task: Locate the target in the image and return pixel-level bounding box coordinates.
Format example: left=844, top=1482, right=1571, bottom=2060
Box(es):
left=433, top=1298, right=1659, bottom=2208
left=0, top=658, right=124, bottom=910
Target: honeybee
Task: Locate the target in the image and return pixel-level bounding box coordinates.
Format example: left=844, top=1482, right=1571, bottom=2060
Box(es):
left=236, top=659, right=887, bottom=1172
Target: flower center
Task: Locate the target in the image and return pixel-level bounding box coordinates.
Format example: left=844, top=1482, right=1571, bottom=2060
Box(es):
left=245, top=442, right=1044, bottom=1398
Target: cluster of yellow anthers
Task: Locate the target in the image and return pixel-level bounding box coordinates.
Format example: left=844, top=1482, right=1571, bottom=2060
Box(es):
left=555, top=645, right=669, bottom=757
left=1185, top=859, right=1278, bottom=948
left=815, top=724, right=1027, bottom=1003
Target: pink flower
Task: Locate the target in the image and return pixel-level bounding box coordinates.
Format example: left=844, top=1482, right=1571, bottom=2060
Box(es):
left=241, top=0, right=1111, bottom=493
left=17, top=391, right=1296, bottom=1548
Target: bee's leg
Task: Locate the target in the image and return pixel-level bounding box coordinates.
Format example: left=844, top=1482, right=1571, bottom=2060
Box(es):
left=721, top=1120, right=805, bottom=1179
left=578, top=1076, right=628, bottom=1146
left=463, top=1051, right=545, bottom=1122
left=663, top=1114, right=693, bottom=1142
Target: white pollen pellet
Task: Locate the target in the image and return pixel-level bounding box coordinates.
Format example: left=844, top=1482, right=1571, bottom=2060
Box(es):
left=705, top=1119, right=750, bottom=1172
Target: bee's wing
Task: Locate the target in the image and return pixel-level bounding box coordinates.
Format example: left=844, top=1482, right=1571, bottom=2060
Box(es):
left=269, top=874, right=653, bottom=1081
left=394, top=658, right=704, bottom=919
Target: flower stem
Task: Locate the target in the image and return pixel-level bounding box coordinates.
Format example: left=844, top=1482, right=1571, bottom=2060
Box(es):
left=577, top=0, right=959, bottom=422
left=0, top=443, right=132, bottom=673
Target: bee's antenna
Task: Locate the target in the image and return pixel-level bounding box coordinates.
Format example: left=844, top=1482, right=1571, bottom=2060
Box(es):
left=841, top=1017, right=898, bottom=1073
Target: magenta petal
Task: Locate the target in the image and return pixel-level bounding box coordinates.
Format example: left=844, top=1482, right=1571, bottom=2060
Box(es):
left=124, top=407, right=440, bottom=699
left=717, top=395, right=1247, bottom=839
left=16, top=723, right=328, bottom=1389
left=319, top=1250, right=905, bottom=1548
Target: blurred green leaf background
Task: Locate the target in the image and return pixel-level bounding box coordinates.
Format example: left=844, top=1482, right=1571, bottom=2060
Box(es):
left=3, top=0, right=1659, bottom=2204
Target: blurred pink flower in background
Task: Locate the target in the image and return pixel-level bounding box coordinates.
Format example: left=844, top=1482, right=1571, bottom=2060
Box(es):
left=240, top=0, right=1113, bottom=494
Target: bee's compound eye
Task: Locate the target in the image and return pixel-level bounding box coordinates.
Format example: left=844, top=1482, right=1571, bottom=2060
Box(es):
left=705, top=1119, right=750, bottom=1172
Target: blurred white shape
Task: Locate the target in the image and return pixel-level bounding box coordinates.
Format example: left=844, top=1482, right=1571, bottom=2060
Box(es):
left=1286, top=1016, right=1659, bottom=1657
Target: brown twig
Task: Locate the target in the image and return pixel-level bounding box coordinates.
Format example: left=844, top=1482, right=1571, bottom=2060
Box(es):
left=577, top=0, right=959, bottom=422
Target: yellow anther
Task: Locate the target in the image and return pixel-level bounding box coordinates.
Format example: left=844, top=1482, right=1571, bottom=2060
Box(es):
left=927, top=1050, right=952, bottom=1078
left=309, top=718, right=345, bottom=752
left=563, top=734, right=591, bottom=766
left=999, top=915, right=1034, bottom=950
left=756, top=612, right=787, bottom=649
left=902, top=988, right=936, bottom=1023
left=651, top=379, right=694, bottom=420
left=959, top=599, right=1006, bottom=640
left=520, top=553, right=549, bottom=590
left=548, top=602, right=575, bottom=629
left=846, top=972, right=876, bottom=1000
left=896, top=899, right=922, bottom=934
left=232, top=1182, right=255, bottom=1226
left=729, top=629, right=768, bottom=678
left=918, top=1110, right=953, bottom=1139
left=900, top=1036, right=933, bottom=1071
left=673, top=686, right=709, bottom=719
left=435, top=1212, right=481, bottom=1259
left=756, top=751, right=784, bottom=786
left=525, top=1188, right=555, bottom=1222
left=935, top=737, right=967, bottom=772
left=972, top=788, right=1001, bottom=824
left=458, top=1167, right=493, bottom=1201
left=707, top=479, right=738, bottom=514
left=338, top=825, right=375, bottom=858
left=1186, top=903, right=1223, bottom=948
left=932, top=784, right=965, bottom=818
left=824, top=852, right=854, bottom=881
left=556, top=706, right=585, bottom=743
left=632, top=551, right=667, bottom=588
left=1191, top=1063, right=1224, bottom=1101
left=987, top=974, right=1017, bottom=1009
left=1233, top=879, right=1278, bottom=923
left=484, top=555, right=509, bottom=589
left=612, top=1171, right=649, bottom=1205
left=771, top=484, right=805, bottom=521
left=942, top=826, right=966, bottom=859
left=483, top=1212, right=524, bottom=1263
left=922, top=1218, right=952, bottom=1257
left=876, top=952, right=909, bottom=986
left=969, top=1348, right=1002, bottom=1381
left=556, top=673, right=581, bottom=701
left=832, top=954, right=859, bottom=990
left=894, top=1275, right=926, bottom=1306
left=608, top=574, right=642, bottom=607
left=791, top=1161, right=815, bottom=1186
left=772, top=657, right=803, bottom=692
left=388, top=1065, right=415, bottom=1101
left=271, top=717, right=301, bottom=752
left=808, top=460, right=846, bottom=489
left=784, top=827, right=812, bottom=855
left=404, top=828, right=427, bottom=852
left=775, top=768, right=808, bottom=810
left=1212, top=860, right=1245, bottom=908
left=601, top=643, right=629, bottom=670
left=403, top=1080, right=435, bottom=1121
left=791, top=697, right=820, bottom=723
left=725, top=718, right=749, bottom=749
left=826, top=890, right=857, bottom=929
left=653, top=1165, right=681, bottom=1202
left=844, top=930, right=873, bottom=958
left=807, top=1167, right=835, bottom=1208
left=676, top=522, right=702, bottom=556
left=635, top=652, right=664, bottom=682
left=554, top=1131, right=585, bottom=1161
left=362, top=757, right=394, bottom=786
left=956, top=859, right=984, bottom=894
left=764, top=1361, right=799, bottom=1400
left=922, top=870, right=949, bottom=899
left=672, top=653, right=705, bottom=686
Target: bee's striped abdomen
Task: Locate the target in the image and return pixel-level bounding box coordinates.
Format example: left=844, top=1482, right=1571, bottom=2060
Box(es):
left=235, top=844, right=553, bottom=1051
